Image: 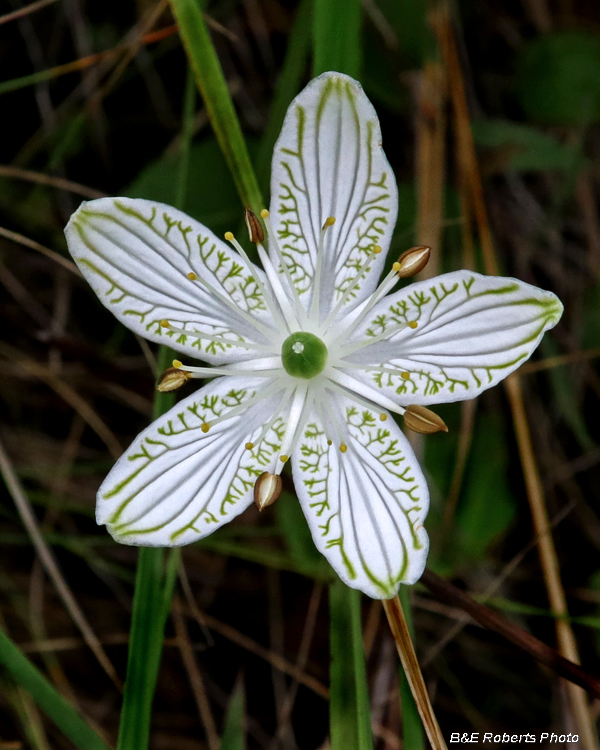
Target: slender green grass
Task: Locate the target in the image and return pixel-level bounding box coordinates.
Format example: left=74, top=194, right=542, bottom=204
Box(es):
left=329, top=580, right=373, bottom=750
left=169, top=0, right=263, bottom=215
left=219, top=679, right=246, bottom=750
left=312, top=0, right=361, bottom=77
left=0, top=627, right=110, bottom=750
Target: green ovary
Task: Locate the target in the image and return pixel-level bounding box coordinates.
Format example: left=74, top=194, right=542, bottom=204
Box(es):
left=281, top=332, right=328, bottom=379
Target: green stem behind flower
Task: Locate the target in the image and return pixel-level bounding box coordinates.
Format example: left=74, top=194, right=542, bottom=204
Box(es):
left=169, top=0, right=263, bottom=215
left=329, top=580, right=373, bottom=750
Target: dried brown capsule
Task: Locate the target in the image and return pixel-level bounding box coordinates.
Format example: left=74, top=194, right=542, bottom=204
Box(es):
left=403, top=404, right=448, bottom=435
left=395, top=245, right=431, bottom=278
left=244, top=207, right=265, bottom=244
left=254, top=472, right=282, bottom=511
left=156, top=366, right=192, bottom=393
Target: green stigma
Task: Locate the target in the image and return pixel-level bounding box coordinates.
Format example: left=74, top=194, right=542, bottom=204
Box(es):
left=281, top=332, right=328, bottom=379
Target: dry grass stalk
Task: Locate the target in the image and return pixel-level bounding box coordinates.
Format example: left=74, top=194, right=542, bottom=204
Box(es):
left=383, top=596, right=447, bottom=750
left=433, top=8, right=598, bottom=746
left=0, top=437, right=122, bottom=690
left=172, top=597, right=220, bottom=750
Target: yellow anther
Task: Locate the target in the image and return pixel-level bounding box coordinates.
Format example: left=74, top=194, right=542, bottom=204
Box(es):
left=392, top=262, right=401, bottom=272
left=401, top=372, right=410, bottom=380
left=224, top=231, right=234, bottom=241
left=172, top=359, right=183, bottom=368
left=187, top=272, right=197, bottom=281
left=408, top=321, right=418, bottom=329
left=372, top=245, right=382, bottom=254
left=160, top=319, right=170, bottom=328
left=260, top=209, right=270, bottom=219
left=245, top=442, right=254, bottom=450
left=327, top=439, right=333, bottom=446
left=339, top=443, right=348, bottom=453
left=323, top=216, right=336, bottom=229
left=201, top=423, right=210, bottom=434
left=379, top=413, right=387, bottom=421
left=279, top=454, right=289, bottom=463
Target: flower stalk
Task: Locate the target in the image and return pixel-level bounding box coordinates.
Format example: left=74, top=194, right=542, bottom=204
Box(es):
left=383, top=595, right=447, bottom=750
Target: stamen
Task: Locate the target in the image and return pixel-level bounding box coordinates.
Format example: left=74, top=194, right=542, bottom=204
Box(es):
left=309, top=216, right=336, bottom=321
left=259, top=210, right=308, bottom=328
left=336, top=319, right=420, bottom=357
left=379, top=413, right=387, bottom=421
left=320, top=244, right=382, bottom=333
left=186, top=264, right=277, bottom=339
left=187, top=272, right=197, bottom=281
left=319, top=393, right=345, bottom=448
left=245, top=442, right=254, bottom=450
left=327, top=370, right=406, bottom=416
left=257, top=243, right=301, bottom=331
left=327, top=265, right=403, bottom=347
left=159, top=320, right=273, bottom=353
left=177, top=358, right=281, bottom=378
left=340, top=443, right=348, bottom=453
left=275, top=385, right=309, bottom=472
left=250, top=387, right=294, bottom=451
left=200, top=380, right=287, bottom=433
left=224, top=231, right=288, bottom=331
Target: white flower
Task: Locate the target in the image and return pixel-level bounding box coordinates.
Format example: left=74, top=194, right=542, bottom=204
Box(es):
left=64, top=72, right=562, bottom=599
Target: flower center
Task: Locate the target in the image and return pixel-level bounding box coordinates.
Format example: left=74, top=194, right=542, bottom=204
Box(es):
left=281, top=332, right=328, bottom=379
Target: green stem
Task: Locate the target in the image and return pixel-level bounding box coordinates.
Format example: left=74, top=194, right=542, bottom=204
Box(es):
left=0, top=627, right=110, bottom=750
left=169, top=0, right=263, bottom=215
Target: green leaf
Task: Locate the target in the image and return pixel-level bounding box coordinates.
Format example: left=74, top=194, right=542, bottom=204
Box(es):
left=329, top=580, right=373, bottom=750
left=516, top=31, right=600, bottom=125
left=169, top=0, right=263, bottom=214
left=219, top=679, right=246, bottom=750
left=313, top=0, right=361, bottom=78
left=471, top=119, right=583, bottom=172
left=125, top=139, right=240, bottom=239
left=0, top=627, right=110, bottom=750
left=455, top=414, right=516, bottom=559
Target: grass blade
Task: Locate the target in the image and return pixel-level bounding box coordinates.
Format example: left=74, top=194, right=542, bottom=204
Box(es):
left=0, top=627, right=110, bottom=750
left=329, top=580, right=373, bottom=750
left=313, top=0, right=361, bottom=77
left=169, top=0, right=263, bottom=214
left=219, top=677, right=246, bottom=750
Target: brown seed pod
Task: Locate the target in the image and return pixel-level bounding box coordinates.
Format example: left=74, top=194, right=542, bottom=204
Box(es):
left=244, top=207, right=265, bottom=244
left=156, top=367, right=192, bottom=393
left=254, top=471, right=282, bottom=511
left=403, top=404, right=448, bottom=434
left=395, top=245, right=431, bottom=278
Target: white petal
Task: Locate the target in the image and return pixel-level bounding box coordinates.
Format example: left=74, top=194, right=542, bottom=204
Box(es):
left=65, top=197, right=278, bottom=364
left=342, top=270, right=563, bottom=405
left=292, top=395, right=429, bottom=599
left=270, top=72, right=398, bottom=317
left=97, top=376, right=287, bottom=546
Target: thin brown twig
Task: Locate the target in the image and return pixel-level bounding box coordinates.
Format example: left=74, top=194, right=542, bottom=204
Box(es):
left=0, top=342, right=122, bottom=460
left=383, top=596, right=447, bottom=750
left=0, top=437, right=122, bottom=690
left=0, top=226, right=80, bottom=276
left=172, top=598, right=220, bottom=750
left=519, top=346, right=600, bottom=375
left=180, top=601, right=329, bottom=700
left=420, top=569, right=600, bottom=699
left=0, top=165, right=106, bottom=199
left=0, top=0, right=58, bottom=26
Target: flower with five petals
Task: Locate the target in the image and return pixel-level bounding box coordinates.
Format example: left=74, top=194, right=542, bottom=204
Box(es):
left=65, top=72, right=562, bottom=599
